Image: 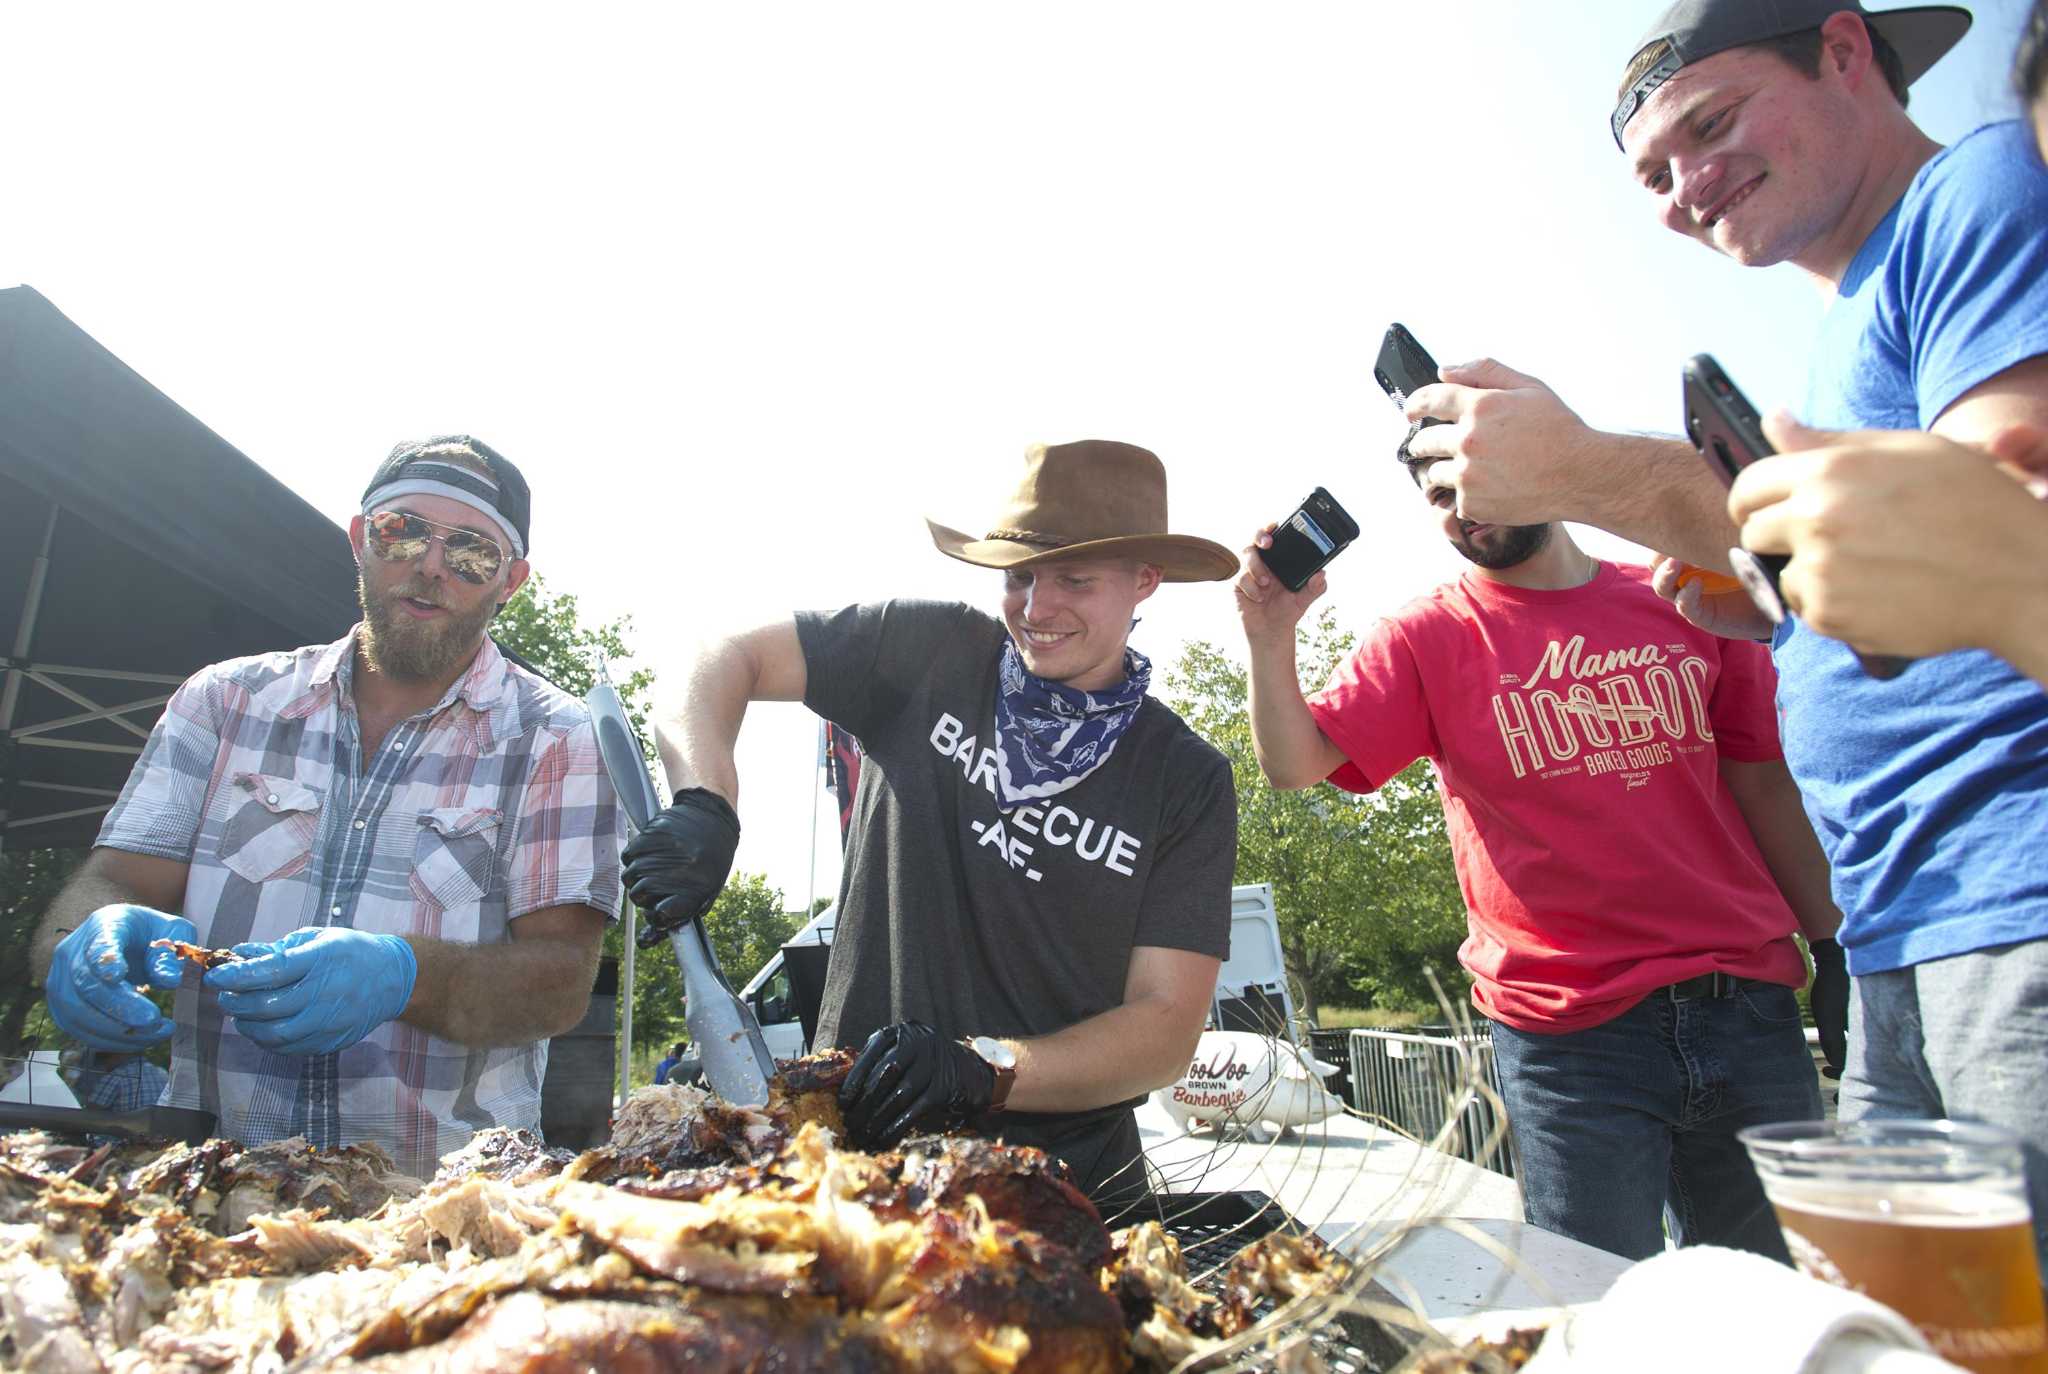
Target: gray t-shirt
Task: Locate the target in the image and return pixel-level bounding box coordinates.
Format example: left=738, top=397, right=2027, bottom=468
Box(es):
left=797, top=598, right=1235, bottom=1113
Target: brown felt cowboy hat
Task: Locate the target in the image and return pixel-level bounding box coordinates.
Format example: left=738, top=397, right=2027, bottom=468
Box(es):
left=927, top=440, right=1238, bottom=583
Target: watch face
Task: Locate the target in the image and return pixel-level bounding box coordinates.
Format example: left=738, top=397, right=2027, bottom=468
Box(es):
left=972, top=1035, right=1017, bottom=1070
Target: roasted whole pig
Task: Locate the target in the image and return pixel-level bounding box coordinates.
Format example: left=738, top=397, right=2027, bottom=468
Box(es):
left=0, top=1050, right=1353, bottom=1373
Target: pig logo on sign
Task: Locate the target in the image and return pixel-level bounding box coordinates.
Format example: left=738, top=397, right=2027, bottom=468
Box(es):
left=1155, top=1030, right=1344, bottom=1138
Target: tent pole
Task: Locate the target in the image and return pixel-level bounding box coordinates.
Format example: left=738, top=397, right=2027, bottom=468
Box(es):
left=0, top=505, right=62, bottom=864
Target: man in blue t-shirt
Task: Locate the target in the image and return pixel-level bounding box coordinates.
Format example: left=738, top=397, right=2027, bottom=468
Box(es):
left=654, top=1042, right=687, bottom=1086
left=1398, top=0, right=2048, bottom=1252
left=1725, top=3, right=2048, bottom=686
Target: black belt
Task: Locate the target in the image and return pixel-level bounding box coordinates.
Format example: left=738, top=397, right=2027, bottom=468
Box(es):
left=1663, top=971, right=1743, bottom=1001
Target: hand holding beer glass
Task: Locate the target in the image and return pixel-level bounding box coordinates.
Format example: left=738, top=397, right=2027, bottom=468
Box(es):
left=1741, top=1120, right=2048, bottom=1373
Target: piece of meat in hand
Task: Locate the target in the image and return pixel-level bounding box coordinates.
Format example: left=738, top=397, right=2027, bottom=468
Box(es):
left=150, top=939, right=241, bottom=972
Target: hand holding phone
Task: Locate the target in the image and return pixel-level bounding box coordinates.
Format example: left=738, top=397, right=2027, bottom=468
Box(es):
left=1682, top=354, right=1911, bottom=680
left=1254, top=488, right=1359, bottom=592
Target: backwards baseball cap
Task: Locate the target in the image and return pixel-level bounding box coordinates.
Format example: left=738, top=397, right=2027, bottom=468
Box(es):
left=1611, top=0, right=1972, bottom=149
left=361, top=436, right=531, bottom=558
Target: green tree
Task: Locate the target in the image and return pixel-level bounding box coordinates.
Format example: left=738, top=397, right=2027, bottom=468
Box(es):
left=494, top=573, right=654, bottom=735
left=1163, top=608, right=1469, bottom=1019
left=0, top=846, right=82, bottom=1058
left=623, top=872, right=798, bottom=1056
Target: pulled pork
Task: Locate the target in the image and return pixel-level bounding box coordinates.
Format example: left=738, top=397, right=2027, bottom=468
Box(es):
left=0, top=1051, right=1353, bottom=1373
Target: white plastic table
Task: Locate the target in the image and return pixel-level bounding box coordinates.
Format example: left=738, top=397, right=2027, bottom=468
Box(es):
left=1136, top=1098, right=1632, bottom=1327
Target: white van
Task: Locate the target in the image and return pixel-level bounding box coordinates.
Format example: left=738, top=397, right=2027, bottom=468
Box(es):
left=736, top=883, right=1296, bottom=1059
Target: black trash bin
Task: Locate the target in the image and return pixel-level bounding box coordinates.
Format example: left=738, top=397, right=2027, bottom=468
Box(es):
left=540, top=956, right=617, bottom=1151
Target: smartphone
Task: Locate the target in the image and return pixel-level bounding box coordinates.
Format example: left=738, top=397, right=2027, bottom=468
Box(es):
left=1374, top=324, right=1449, bottom=458
left=1257, top=487, right=1359, bottom=592
left=1682, top=353, right=1910, bottom=680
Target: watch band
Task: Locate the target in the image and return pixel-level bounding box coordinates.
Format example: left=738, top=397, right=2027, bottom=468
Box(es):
left=968, top=1035, right=1017, bottom=1114
left=985, top=1059, right=1016, bottom=1114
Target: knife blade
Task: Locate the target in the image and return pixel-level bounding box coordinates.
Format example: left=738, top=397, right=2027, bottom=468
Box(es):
left=586, top=664, right=776, bottom=1107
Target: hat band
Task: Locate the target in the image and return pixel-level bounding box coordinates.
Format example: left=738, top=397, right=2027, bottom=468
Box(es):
left=363, top=478, right=525, bottom=557
left=984, top=526, right=1073, bottom=550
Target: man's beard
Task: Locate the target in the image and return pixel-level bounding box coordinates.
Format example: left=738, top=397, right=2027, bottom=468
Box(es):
left=358, top=573, right=496, bottom=682
left=1450, top=520, right=1552, bottom=570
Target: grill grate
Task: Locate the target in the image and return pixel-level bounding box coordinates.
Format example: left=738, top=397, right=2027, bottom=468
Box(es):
left=1132, top=1190, right=1419, bottom=1373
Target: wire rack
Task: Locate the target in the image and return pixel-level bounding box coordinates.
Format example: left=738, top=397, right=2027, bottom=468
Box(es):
left=1087, top=982, right=1553, bottom=1374
left=1139, top=1189, right=1420, bottom=1373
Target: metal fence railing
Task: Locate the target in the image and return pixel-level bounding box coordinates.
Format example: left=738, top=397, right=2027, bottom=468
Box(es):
left=1344, top=1027, right=1515, bottom=1180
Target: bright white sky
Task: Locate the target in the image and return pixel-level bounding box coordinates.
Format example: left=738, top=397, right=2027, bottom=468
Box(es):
left=1, top=1, right=2032, bottom=910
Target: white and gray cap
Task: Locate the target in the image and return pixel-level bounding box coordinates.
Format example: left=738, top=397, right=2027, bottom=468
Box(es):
left=1611, top=0, right=1972, bottom=149
left=361, top=435, right=530, bottom=558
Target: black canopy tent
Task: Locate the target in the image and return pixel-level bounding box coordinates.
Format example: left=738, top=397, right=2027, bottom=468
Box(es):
left=0, top=285, right=360, bottom=856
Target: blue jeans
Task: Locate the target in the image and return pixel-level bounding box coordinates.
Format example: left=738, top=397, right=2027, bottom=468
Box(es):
left=1841, top=938, right=2048, bottom=1269
left=1489, top=981, right=1823, bottom=1262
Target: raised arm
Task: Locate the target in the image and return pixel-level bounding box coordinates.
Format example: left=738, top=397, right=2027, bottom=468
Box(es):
left=1404, top=359, right=1738, bottom=572
left=651, top=617, right=810, bottom=807
left=1233, top=528, right=1349, bottom=790
left=624, top=616, right=809, bottom=933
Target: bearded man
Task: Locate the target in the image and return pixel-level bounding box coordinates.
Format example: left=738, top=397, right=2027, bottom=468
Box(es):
left=33, top=437, right=623, bottom=1178
left=1233, top=443, right=1840, bottom=1261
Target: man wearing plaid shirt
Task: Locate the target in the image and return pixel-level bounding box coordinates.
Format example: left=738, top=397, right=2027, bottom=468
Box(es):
left=33, top=437, right=623, bottom=1179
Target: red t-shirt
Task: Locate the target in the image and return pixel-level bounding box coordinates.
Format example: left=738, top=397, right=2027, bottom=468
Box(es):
left=1305, top=562, right=1806, bottom=1033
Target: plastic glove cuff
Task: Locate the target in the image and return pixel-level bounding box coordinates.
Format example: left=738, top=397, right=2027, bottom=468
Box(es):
left=378, top=934, right=419, bottom=1021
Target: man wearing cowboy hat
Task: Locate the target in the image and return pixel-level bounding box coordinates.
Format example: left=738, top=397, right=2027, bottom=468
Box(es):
left=624, top=439, right=1239, bottom=1203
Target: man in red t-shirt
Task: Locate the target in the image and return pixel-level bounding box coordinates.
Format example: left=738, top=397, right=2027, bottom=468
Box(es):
left=1235, top=452, right=1839, bottom=1261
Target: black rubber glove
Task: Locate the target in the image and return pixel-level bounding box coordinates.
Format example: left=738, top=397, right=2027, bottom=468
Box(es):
left=838, top=1021, right=995, bottom=1151
left=1809, top=937, right=1849, bottom=1080
left=621, top=789, right=740, bottom=944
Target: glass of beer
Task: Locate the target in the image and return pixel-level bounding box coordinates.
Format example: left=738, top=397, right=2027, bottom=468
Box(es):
left=1741, top=1120, right=2048, bottom=1374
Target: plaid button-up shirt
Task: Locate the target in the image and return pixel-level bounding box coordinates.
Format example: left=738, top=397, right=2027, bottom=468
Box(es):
left=98, top=629, right=624, bottom=1179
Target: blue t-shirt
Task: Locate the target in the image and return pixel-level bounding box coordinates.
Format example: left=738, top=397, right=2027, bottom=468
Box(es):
left=1787, top=121, right=2048, bottom=976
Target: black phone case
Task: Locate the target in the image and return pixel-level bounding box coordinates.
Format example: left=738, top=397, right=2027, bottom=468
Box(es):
left=1376, top=324, right=1449, bottom=452
left=1257, top=487, right=1360, bottom=592
left=1682, top=354, right=1909, bottom=680
left=1374, top=323, right=1439, bottom=406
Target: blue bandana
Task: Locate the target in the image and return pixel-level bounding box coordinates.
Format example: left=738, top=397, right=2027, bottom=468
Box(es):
left=991, top=639, right=1151, bottom=807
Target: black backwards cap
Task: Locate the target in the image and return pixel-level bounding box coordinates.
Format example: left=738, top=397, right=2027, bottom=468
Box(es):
left=1611, top=0, right=1972, bottom=149
left=361, top=436, right=532, bottom=558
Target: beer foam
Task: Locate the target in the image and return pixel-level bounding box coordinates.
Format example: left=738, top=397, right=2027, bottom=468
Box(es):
left=1766, top=1183, right=2032, bottom=1228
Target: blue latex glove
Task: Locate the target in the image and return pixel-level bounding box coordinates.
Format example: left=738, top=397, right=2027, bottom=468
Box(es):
left=206, top=927, right=417, bottom=1056
left=45, top=905, right=196, bottom=1051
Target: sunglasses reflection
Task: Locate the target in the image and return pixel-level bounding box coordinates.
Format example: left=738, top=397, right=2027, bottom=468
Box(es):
left=365, top=510, right=505, bottom=584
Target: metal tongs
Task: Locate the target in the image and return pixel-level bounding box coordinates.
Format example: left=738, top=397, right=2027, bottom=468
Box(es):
left=585, top=661, right=776, bottom=1107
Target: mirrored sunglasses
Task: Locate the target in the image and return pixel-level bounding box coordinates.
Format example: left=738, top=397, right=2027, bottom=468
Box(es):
left=364, top=510, right=507, bottom=584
